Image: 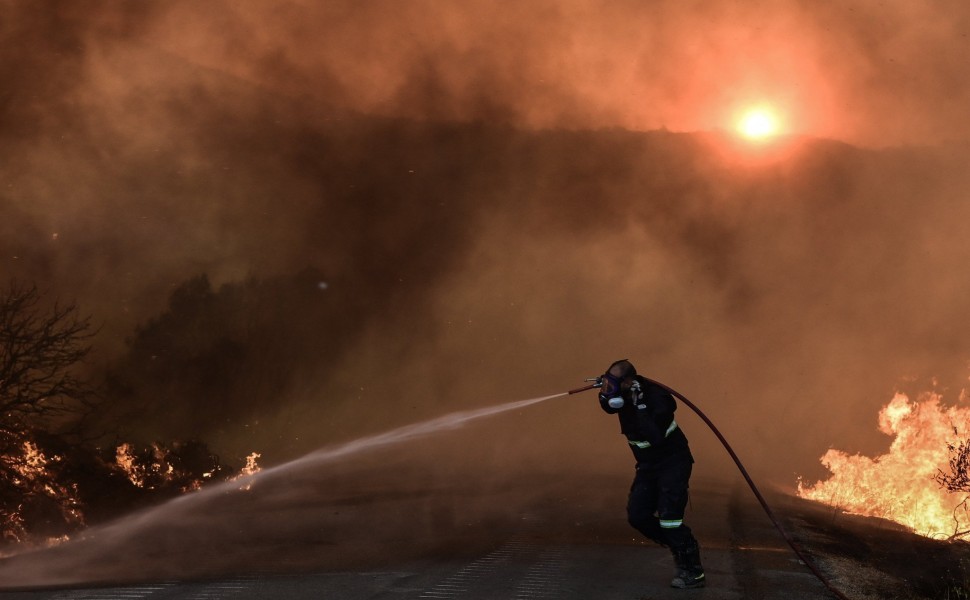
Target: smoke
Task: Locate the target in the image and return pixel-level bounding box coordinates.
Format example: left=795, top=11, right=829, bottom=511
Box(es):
left=112, top=0, right=970, bottom=146
left=3, top=0, right=970, bottom=581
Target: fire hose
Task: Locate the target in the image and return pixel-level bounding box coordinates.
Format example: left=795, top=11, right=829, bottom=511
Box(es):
left=567, top=378, right=851, bottom=600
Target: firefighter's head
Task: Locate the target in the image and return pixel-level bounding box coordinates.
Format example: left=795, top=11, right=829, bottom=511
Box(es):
left=599, top=359, right=636, bottom=407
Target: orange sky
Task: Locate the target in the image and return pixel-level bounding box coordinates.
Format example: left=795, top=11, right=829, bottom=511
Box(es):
left=120, top=0, right=970, bottom=147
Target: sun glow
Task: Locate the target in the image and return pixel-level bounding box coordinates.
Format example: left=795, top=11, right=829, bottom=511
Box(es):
left=737, top=108, right=779, bottom=141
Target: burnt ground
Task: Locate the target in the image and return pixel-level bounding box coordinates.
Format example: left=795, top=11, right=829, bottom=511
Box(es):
left=774, top=490, right=970, bottom=599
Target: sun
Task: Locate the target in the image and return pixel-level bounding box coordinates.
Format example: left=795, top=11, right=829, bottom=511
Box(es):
left=737, top=108, right=779, bottom=141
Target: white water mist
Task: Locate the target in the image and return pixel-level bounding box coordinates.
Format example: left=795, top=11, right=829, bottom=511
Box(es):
left=257, top=392, right=568, bottom=481
left=0, top=392, right=578, bottom=587
left=6, top=392, right=570, bottom=561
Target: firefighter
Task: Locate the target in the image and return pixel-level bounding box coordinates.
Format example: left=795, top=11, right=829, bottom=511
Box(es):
left=597, top=359, right=705, bottom=589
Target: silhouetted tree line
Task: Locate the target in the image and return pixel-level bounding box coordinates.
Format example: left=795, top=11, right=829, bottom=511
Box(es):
left=98, top=267, right=342, bottom=443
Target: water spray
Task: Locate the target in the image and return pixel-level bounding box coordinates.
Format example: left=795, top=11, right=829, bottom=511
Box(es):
left=569, top=376, right=850, bottom=600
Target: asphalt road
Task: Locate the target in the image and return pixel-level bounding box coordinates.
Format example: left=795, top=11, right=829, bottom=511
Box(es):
left=0, top=481, right=840, bottom=600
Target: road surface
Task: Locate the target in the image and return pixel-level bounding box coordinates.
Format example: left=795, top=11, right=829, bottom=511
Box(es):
left=0, top=479, right=844, bottom=600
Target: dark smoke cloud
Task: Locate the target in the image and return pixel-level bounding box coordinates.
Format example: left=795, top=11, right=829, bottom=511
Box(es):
left=2, top=0, right=970, bottom=494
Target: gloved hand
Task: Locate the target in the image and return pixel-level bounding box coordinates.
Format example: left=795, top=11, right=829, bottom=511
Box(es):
left=629, top=380, right=645, bottom=405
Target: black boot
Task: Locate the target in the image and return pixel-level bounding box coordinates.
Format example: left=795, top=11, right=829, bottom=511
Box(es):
left=671, top=544, right=705, bottom=589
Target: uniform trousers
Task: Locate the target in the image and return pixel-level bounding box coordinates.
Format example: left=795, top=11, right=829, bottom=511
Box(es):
left=626, top=452, right=698, bottom=552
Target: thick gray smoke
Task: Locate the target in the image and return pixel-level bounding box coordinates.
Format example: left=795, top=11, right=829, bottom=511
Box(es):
left=3, top=2, right=970, bottom=580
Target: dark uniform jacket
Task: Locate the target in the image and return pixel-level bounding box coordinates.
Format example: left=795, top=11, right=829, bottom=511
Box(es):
left=598, top=375, right=693, bottom=464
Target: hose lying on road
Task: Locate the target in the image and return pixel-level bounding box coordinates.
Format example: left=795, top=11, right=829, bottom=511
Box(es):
left=640, top=377, right=851, bottom=600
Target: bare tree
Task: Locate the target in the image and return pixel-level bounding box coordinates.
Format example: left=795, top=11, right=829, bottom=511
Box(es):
left=0, top=281, right=96, bottom=436
left=937, top=437, right=970, bottom=493
left=935, top=433, right=970, bottom=540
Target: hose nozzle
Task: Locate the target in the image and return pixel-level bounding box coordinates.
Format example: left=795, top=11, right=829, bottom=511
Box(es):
left=568, top=376, right=602, bottom=395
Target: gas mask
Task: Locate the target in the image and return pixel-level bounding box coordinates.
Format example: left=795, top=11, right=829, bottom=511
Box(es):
left=598, top=359, right=640, bottom=409
left=599, top=372, right=627, bottom=409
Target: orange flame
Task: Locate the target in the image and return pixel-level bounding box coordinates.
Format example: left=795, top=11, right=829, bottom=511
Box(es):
left=116, top=442, right=223, bottom=492
left=231, top=452, right=261, bottom=491
left=4, top=436, right=263, bottom=550
left=115, top=442, right=146, bottom=488
left=241, top=452, right=261, bottom=476
left=1, top=439, right=84, bottom=546
left=798, top=391, right=970, bottom=540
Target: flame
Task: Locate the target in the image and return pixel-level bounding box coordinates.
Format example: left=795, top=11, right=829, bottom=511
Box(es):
left=114, top=442, right=228, bottom=492
left=1, top=438, right=84, bottom=545
left=3, top=435, right=261, bottom=550
left=231, top=452, right=261, bottom=491
left=115, top=442, right=146, bottom=488
left=241, top=452, right=261, bottom=476
left=798, top=391, right=970, bottom=540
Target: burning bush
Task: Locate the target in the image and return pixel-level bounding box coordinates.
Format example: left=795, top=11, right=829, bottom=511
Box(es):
left=112, top=439, right=231, bottom=494
left=0, top=281, right=96, bottom=548
left=0, top=278, right=263, bottom=549
left=0, top=430, right=84, bottom=544
left=799, top=390, right=970, bottom=541
left=937, top=437, right=970, bottom=500
left=0, top=430, right=257, bottom=550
